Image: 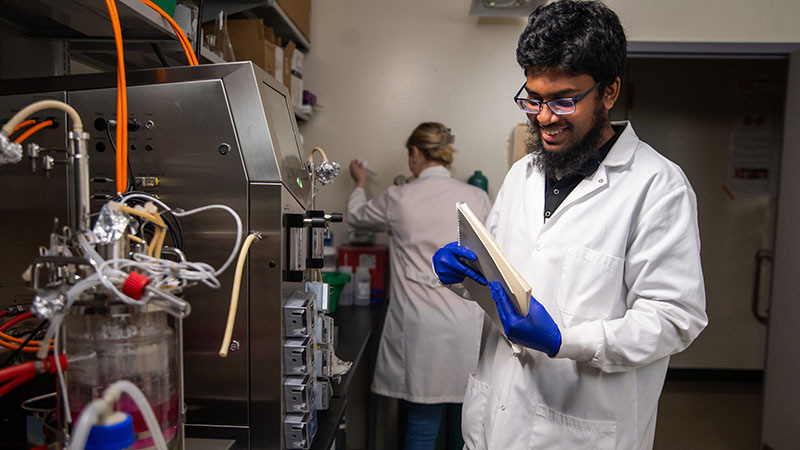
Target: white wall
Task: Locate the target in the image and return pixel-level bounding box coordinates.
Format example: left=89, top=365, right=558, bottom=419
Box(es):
left=300, top=1, right=527, bottom=244
left=606, top=0, right=800, bottom=43
left=299, top=0, right=800, bottom=244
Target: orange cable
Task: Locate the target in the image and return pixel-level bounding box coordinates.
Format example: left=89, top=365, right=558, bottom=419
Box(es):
left=0, top=330, right=50, bottom=346
left=113, top=0, right=127, bottom=194
left=14, top=120, right=54, bottom=144
left=105, top=0, right=128, bottom=194
left=0, top=339, right=50, bottom=353
left=139, top=0, right=198, bottom=65
left=11, top=119, right=37, bottom=135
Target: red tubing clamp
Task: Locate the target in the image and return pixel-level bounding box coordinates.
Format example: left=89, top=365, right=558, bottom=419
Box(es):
left=121, top=272, right=151, bottom=300
left=41, top=354, right=69, bottom=374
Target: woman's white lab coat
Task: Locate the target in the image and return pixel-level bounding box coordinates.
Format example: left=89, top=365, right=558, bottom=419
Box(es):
left=460, top=123, right=707, bottom=449
left=347, top=165, right=492, bottom=403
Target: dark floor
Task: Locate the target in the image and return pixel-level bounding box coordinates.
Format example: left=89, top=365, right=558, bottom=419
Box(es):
left=654, top=379, right=763, bottom=450
left=352, top=373, right=764, bottom=449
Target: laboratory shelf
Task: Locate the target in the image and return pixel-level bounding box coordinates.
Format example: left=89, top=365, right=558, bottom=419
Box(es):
left=294, top=107, right=312, bottom=122
left=0, top=0, right=218, bottom=70
left=309, top=396, right=347, bottom=450
left=330, top=302, right=387, bottom=397
left=203, top=0, right=311, bottom=51
left=303, top=302, right=386, bottom=450
left=0, top=0, right=177, bottom=40
left=200, top=45, right=227, bottom=64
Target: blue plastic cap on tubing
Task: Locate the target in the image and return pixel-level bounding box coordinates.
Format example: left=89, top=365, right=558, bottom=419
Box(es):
left=85, top=412, right=135, bottom=450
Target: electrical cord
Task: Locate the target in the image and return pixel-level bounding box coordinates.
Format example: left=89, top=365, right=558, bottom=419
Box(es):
left=0, top=312, right=34, bottom=331
left=139, top=0, right=198, bottom=66
left=8, top=119, right=38, bottom=141
left=106, top=123, right=135, bottom=192
left=0, top=319, right=48, bottom=367
left=170, top=204, right=243, bottom=276
left=0, top=312, right=51, bottom=352
left=103, top=0, right=128, bottom=194
left=11, top=119, right=37, bottom=134
left=14, top=120, right=54, bottom=144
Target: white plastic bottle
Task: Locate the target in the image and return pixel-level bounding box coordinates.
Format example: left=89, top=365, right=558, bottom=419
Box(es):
left=338, top=264, right=354, bottom=306
left=354, top=266, right=372, bottom=306
left=323, top=229, right=337, bottom=271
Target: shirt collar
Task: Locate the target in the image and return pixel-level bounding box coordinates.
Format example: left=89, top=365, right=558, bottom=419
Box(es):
left=416, top=165, right=452, bottom=180
left=574, top=123, right=624, bottom=178
left=602, top=121, right=638, bottom=168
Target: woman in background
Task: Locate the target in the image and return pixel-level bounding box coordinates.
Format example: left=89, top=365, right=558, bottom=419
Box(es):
left=347, top=122, right=491, bottom=450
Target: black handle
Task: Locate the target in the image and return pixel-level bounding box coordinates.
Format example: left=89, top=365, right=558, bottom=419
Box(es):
left=752, top=249, right=772, bottom=324
left=327, top=213, right=343, bottom=223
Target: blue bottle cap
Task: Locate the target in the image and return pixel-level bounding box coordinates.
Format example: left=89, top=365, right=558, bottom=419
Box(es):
left=85, top=412, right=135, bottom=450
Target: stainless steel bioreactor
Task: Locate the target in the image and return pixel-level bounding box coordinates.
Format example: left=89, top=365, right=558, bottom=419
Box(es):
left=0, top=62, right=318, bottom=449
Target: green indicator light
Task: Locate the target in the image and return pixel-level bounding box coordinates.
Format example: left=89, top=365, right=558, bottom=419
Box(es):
left=297, top=177, right=303, bottom=188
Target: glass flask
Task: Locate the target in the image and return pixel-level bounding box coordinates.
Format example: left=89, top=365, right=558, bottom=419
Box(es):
left=65, top=307, right=180, bottom=450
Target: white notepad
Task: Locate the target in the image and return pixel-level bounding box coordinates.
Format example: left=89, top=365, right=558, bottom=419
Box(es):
left=456, top=201, right=531, bottom=328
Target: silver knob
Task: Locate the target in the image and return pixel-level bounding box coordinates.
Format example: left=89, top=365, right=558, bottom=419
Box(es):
left=229, top=340, right=240, bottom=352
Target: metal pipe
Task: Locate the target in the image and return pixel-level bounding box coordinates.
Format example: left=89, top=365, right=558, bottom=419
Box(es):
left=67, top=131, right=91, bottom=232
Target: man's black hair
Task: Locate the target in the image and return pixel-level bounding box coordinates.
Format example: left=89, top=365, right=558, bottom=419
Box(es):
left=516, top=0, right=627, bottom=86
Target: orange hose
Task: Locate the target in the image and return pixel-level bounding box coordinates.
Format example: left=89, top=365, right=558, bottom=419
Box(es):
left=0, top=339, right=50, bottom=353
left=11, top=119, right=37, bottom=135
left=14, top=120, right=54, bottom=144
left=0, top=330, right=50, bottom=346
left=105, top=0, right=128, bottom=194
left=139, top=0, right=198, bottom=65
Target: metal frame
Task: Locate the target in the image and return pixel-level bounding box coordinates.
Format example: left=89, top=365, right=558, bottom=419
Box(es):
left=0, top=61, right=310, bottom=449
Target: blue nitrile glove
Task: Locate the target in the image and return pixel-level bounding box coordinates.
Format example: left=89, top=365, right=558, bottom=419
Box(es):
left=489, top=281, right=562, bottom=357
left=432, top=242, right=487, bottom=286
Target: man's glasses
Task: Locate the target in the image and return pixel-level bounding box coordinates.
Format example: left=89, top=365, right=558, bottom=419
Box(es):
left=513, top=82, right=601, bottom=115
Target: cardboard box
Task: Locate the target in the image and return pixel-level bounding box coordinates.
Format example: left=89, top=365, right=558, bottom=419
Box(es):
left=283, top=40, right=296, bottom=87
left=282, top=41, right=304, bottom=108
left=226, top=19, right=278, bottom=78
left=274, top=46, right=284, bottom=85
left=276, top=0, right=311, bottom=41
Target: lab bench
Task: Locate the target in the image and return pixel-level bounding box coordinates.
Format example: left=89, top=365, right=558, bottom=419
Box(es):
left=310, top=302, right=387, bottom=450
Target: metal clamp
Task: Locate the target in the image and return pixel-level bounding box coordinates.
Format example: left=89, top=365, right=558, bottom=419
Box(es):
left=31, top=255, right=93, bottom=290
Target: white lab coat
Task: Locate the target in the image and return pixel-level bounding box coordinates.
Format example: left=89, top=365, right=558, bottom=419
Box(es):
left=460, top=122, right=707, bottom=449
left=347, top=165, right=492, bottom=403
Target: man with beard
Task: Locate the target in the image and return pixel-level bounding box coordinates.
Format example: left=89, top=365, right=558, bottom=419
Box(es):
left=431, top=1, right=707, bottom=449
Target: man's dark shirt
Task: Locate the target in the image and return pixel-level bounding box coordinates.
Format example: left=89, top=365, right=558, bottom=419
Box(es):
left=543, top=125, right=624, bottom=220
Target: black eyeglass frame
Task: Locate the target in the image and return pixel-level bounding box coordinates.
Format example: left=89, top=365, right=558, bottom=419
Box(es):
left=513, top=81, right=602, bottom=115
